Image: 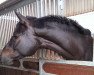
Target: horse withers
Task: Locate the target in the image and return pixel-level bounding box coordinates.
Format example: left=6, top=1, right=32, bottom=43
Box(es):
left=1, top=12, right=93, bottom=65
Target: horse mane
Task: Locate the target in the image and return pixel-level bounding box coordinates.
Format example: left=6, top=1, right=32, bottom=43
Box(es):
left=24, top=15, right=91, bottom=36
left=33, top=15, right=91, bottom=36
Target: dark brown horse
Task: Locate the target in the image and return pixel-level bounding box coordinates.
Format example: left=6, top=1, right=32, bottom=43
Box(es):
left=1, top=12, right=93, bottom=65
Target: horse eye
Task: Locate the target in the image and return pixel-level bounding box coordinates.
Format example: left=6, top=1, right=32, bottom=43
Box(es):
left=13, top=35, right=18, bottom=39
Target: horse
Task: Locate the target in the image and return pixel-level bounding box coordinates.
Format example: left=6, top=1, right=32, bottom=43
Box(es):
left=0, top=12, right=93, bottom=65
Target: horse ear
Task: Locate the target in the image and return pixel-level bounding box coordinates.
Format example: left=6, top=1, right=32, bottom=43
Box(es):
left=15, top=11, right=30, bottom=27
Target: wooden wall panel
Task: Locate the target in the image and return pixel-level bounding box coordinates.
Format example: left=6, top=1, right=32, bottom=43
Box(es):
left=43, top=63, right=94, bottom=75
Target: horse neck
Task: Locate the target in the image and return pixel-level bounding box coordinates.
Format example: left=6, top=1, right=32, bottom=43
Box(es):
left=34, top=27, right=93, bottom=61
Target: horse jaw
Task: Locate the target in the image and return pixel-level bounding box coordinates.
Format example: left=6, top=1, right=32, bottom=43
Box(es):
left=37, top=37, right=74, bottom=59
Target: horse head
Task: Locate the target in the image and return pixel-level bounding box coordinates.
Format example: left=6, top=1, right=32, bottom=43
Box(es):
left=1, top=12, right=40, bottom=65
left=1, top=12, right=93, bottom=65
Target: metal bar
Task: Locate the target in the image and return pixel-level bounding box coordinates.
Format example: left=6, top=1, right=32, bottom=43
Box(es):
left=34, top=2, right=36, bottom=16
left=30, top=3, right=33, bottom=16
left=25, top=5, right=28, bottom=16
left=2, top=14, right=7, bottom=46
left=39, top=59, right=94, bottom=67
left=40, top=0, right=45, bottom=16
left=0, top=15, right=6, bottom=47
left=53, top=0, right=56, bottom=15
left=0, top=0, right=36, bottom=15
left=0, top=64, right=39, bottom=73
left=3, top=13, right=9, bottom=46
left=44, top=0, right=47, bottom=16
left=6, top=13, right=10, bottom=44
left=0, top=16, right=3, bottom=48
left=31, top=3, right=34, bottom=16
left=39, top=59, right=58, bottom=75
left=36, top=0, right=41, bottom=17
left=48, top=0, right=51, bottom=15
left=9, top=12, right=14, bottom=39
left=21, top=7, right=24, bottom=15
left=29, top=4, right=32, bottom=16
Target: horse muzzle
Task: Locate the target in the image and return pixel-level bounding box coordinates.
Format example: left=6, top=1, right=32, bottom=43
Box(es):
left=1, top=56, right=13, bottom=65
left=0, top=47, right=21, bottom=65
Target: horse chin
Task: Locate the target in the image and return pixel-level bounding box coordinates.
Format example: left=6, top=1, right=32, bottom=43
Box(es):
left=5, top=61, right=13, bottom=65
left=1, top=58, right=13, bottom=65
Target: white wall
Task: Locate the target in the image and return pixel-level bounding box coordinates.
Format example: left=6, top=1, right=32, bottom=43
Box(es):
left=0, top=0, right=6, bottom=4
left=68, top=12, right=94, bottom=34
